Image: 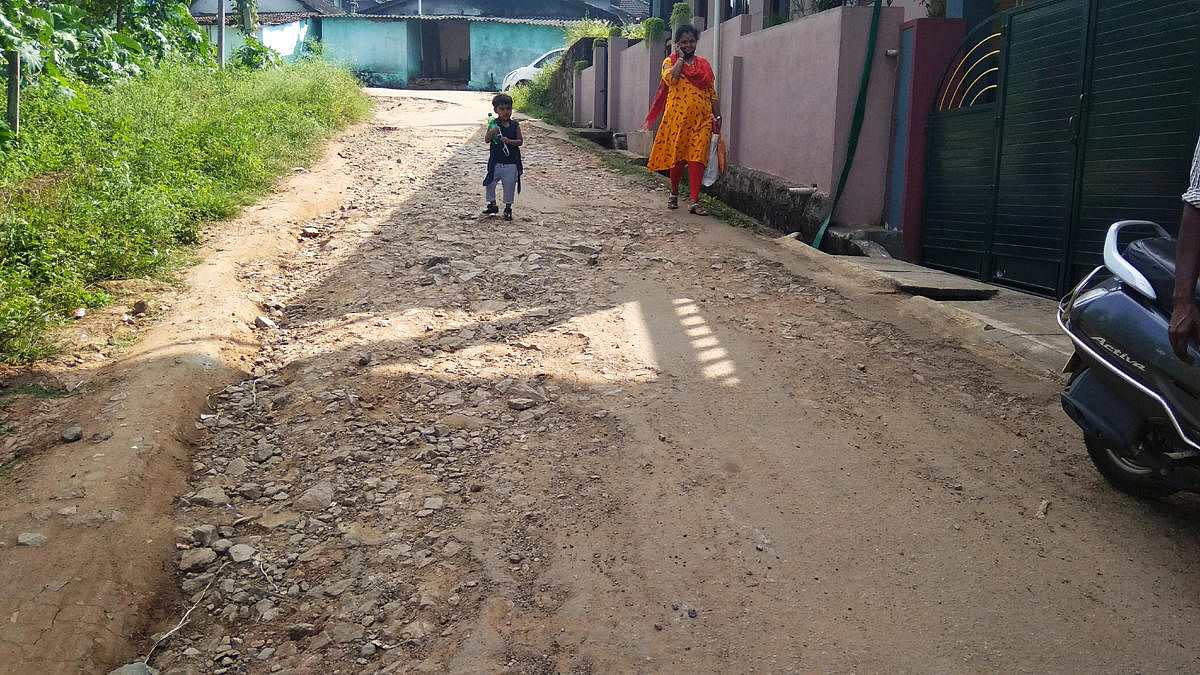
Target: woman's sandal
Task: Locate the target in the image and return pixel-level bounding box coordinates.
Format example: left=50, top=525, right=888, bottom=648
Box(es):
left=667, top=194, right=679, bottom=210
left=688, top=202, right=709, bottom=216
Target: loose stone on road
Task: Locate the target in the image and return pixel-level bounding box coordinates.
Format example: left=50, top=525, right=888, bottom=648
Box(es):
left=108, top=91, right=1200, bottom=673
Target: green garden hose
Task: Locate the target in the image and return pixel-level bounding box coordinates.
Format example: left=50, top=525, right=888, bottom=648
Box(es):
left=812, top=0, right=884, bottom=250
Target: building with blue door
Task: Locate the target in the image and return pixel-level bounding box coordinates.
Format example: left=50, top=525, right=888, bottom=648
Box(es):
left=191, top=0, right=619, bottom=91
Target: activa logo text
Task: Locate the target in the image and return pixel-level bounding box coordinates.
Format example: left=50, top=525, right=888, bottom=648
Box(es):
left=1092, top=337, right=1147, bottom=371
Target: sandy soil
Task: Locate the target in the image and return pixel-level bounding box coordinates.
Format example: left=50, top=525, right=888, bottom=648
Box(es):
left=4, top=91, right=1200, bottom=674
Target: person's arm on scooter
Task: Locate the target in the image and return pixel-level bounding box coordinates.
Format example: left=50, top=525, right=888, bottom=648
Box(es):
left=1170, top=138, right=1200, bottom=361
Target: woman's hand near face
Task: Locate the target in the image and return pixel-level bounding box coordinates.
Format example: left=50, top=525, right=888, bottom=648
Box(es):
left=670, top=48, right=686, bottom=79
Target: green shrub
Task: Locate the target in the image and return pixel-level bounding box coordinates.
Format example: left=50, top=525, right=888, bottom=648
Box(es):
left=0, top=0, right=210, bottom=91
left=0, top=60, right=369, bottom=361
left=670, top=2, right=694, bottom=29
left=233, top=35, right=283, bottom=70
left=641, top=18, right=666, bottom=46
left=510, top=62, right=556, bottom=120
left=574, top=60, right=589, bottom=73
left=564, top=18, right=614, bottom=43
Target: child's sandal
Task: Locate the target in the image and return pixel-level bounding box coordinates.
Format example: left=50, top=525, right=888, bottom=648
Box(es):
left=688, top=202, right=708, bottom=216
left=667, top=194, right=679, bottom=210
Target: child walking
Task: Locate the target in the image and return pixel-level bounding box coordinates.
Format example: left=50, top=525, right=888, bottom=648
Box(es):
left=483, top=94, right=523, bottom=222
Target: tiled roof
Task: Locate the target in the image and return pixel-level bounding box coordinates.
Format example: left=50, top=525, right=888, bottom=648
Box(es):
left=194, top=12, right=326, bottom=25
left=190, top=0, right=345, bottom=24
left=294, top=0, right=344, bottom=14
left=358, top=0, right=616, bottom=21
left=614, top=0, right=649, bottom=19
left=332, top=13, right=574, bottom=25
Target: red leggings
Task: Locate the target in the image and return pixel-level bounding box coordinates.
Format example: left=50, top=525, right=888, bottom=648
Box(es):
left=670, top=161, right=704, bottom=203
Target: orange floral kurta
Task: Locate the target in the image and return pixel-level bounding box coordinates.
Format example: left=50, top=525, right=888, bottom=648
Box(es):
left=647, top=56, right=717, bottom=171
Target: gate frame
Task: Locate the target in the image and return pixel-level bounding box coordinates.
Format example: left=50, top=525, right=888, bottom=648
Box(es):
left=922, top=0, right=1200, bottom=297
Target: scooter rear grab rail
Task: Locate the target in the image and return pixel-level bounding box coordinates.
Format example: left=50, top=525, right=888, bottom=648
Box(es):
left=1103, top=220, right=1169, bottom=300
left=1058, top=220, right=1200, bottom=459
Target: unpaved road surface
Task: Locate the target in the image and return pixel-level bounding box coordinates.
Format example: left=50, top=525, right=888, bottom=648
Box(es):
left=6, top=91, right=1200, bottom=674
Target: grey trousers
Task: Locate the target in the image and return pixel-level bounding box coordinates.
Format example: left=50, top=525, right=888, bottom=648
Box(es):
left=485, top=164, right=519, bottom=205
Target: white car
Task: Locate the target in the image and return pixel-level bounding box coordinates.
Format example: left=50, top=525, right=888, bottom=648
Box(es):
left=501, top=48, right=567, bottom=92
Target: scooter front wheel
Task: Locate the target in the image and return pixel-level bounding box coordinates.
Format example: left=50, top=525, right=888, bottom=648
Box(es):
left=1084, top=435, right=1179, bottom=499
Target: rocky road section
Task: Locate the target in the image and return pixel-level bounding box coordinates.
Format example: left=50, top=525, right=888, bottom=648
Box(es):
left=9, top=91, right=1200, bottom=674
left=142, top=93, right=1200, bottom=674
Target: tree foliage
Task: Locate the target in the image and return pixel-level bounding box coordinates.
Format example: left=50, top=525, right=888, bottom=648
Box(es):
left=234, top=0, right=257, bottom=35
left=0, top=0, right=211, bottom=91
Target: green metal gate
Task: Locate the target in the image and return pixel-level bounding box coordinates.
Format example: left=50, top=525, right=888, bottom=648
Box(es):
left=921, top=0, right=1200, bottom=297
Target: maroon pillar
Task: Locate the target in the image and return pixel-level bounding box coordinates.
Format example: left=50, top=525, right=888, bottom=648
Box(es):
left=897, top=18, right=966, bottom=261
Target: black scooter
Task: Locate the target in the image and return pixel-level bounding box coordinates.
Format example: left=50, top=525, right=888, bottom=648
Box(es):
left=1058, top=220, right=1200, bottom=498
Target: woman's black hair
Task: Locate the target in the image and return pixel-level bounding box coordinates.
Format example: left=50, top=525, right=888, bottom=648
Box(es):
left=674, top=24, right=699, bottom=42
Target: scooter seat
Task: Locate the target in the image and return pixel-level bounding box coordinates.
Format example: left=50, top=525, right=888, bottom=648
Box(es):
left=1123, top=237, right=1180, bottom=314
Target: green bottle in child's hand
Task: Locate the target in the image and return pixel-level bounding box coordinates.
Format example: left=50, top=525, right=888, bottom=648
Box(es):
left=487, top=113, right=502, bottom=145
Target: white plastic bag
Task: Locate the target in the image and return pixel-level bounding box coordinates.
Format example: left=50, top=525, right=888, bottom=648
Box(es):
left=702, top=134, right=720, bottom=187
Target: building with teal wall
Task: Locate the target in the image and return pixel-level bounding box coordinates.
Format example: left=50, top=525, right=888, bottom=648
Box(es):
left=320, top=16, right=566, bottom=91
left=323, top=17, right=413, bottom=88
left=467, top=21, right=565, bottom=90
left=192, top=1, right=574, bottom=91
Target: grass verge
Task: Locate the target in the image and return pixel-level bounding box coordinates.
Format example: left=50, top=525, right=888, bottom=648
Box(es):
left=510, top=65, right=569, bottom=127
left=0, top=59, right=370, bottom=362
left=561, top=129, right=759, bottom=231
left=0, top=382, right=64, bottom=406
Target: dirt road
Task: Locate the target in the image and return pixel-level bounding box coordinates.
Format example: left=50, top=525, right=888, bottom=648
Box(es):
left=7, top=91, right=1200, bottom=674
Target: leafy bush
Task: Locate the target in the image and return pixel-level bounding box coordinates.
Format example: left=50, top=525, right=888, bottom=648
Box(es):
left=621, top=22, right=646, bottom=40
left=510, top=62, right=554, bottom=119
left=0, top=60, right=369, bottom=361
left=564, top=18, right=613, bottom=43
left=0, top=0, right=210, bottom=92
left=641, top=18, right=665, bottom=46
left=670, top=2, right=694, bottom=29
left=301, top=36, right=324, bottom=59
left=563, top=18, right=647, bottom=44
left=233, top=35, right=282, bottom=70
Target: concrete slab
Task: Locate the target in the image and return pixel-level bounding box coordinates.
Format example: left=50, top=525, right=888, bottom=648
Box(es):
left=774, top=236, right=1071, bottom=375
left=944, top=290, right=1072, bottom=373
left=850, top=257, right=999, bottom=300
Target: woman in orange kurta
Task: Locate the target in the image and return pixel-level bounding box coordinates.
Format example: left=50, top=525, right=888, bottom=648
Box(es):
left=645, top=24, right=720, bottom=215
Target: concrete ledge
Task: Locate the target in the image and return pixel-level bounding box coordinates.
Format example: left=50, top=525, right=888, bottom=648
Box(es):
left=849, top=257, right=999, bottom=300
left=774, top=235, right=1070, bottom=375
left=704, top=166, right=906, bottom=258
left=624, top=130, right=654, bottom=156
left=575, top=129, right=614, bottom=148
left=704, top=165, right=825, bottom=237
